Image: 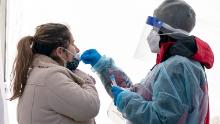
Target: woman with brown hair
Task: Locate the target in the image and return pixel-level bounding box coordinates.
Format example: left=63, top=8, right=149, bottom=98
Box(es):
left=10, top=23, right=100, bottom=124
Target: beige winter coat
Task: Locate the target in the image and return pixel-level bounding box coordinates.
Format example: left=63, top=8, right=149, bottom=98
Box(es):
left=17, top=54, right=100, bottom=124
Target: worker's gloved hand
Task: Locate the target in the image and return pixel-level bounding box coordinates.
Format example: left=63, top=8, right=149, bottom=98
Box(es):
left=111, top=86, right=124, bottom=105
left=80, top=49, right=102, bottom=67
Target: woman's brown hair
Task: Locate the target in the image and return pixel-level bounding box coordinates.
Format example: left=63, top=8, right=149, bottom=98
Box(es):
left=10, top=23, right=71, bottom=100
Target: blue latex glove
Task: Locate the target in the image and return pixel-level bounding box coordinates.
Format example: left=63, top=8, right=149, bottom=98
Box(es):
left=111, top=85, right=124, bottom=105
left=80, top=49, right=102, bottom=67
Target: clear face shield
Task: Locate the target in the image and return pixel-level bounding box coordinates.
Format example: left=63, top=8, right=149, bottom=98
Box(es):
left=133, top=16, right=189, bottom=62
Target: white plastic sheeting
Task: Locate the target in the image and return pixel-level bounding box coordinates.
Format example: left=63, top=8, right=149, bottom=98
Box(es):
left=0, top=0, right=6, bottom=123
left=4, top=0, right=220, bottom=124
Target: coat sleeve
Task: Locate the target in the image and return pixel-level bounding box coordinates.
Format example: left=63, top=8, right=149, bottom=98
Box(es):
left=92, top=55, right=133, bottom=97
left=116, top=57, right=202, bottom=124
left=45, top=68, right=100, bottom=121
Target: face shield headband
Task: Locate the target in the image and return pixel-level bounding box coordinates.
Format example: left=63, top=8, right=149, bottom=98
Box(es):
left=146, top=16, right=190, bottom=37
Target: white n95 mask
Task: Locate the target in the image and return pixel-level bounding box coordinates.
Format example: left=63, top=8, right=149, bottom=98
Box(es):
left=147, top=30, right=160, bottom=53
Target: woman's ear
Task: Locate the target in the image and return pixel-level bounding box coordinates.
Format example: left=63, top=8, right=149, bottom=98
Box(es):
left=50, top=47, right=65, bottom=66
left=55, top=47, right=68, bottom=60
left=50, top=47, right=62, bottom=58
left=55, top=47, right=63, bottom=57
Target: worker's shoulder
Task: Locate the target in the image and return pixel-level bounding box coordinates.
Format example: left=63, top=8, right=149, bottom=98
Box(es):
left=164, top=55, right=202, bottom=70
left=167, top=55, right=190, bottom=63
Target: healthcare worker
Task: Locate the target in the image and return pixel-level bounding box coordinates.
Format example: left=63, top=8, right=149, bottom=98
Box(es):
left=10, top=23, right=100, bottom=124
left=81, top=0, right=214, bottom=124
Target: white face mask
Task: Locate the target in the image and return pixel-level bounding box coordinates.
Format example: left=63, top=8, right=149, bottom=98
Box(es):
left=147, top=30, right=160, bottom=53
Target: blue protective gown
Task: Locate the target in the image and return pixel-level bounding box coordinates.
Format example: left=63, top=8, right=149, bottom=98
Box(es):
left=93, top=55, right=208, bottom=124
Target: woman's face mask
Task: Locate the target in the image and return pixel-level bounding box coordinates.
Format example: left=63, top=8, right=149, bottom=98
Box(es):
left=65, top=53, right=80, bottom=70
left=60, top=47, right=80, bottom=70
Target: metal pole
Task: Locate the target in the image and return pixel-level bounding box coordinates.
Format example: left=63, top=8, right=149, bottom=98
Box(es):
left=0, top=0, right=7, bottom=123
left=0, top=0, right=6, bottom=82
